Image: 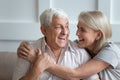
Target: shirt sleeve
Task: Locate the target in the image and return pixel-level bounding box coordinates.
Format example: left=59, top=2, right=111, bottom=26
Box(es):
left=94, top=48, right=118, bottom=68
left=12, top=57, right=30, bottom=80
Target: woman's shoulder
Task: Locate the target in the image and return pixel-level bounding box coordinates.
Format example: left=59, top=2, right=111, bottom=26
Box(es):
left=98, top=42, right=120, bottom=57
left=103, top=42, right=120, bottom=51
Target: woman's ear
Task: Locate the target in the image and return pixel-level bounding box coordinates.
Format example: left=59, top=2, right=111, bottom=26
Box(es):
left=96, top=30, right=102, bottom=40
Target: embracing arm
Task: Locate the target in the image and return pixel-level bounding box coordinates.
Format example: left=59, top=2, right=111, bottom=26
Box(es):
left=47, top=59, right=109, bottom=80
left=19, top=64, right=42, bottom=80
left=19, top=53, right=52, bottom=80
left=17, top=41, right=107, bottom=80
left=15, top=41, right=53, bottom=80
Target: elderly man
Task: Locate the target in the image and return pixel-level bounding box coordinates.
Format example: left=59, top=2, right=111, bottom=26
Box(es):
left=12, top=8, right=99, bottom=80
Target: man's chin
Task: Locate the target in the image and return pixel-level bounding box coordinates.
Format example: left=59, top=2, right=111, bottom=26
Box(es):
left=59, top=43, right=67, bottom=48
left=78, top=44, right=85, bottom=48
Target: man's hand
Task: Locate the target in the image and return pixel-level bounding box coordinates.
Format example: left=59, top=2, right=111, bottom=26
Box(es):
left=17, top=41, right=38, bottom=63
left=19, top=49, right=54, bottom=80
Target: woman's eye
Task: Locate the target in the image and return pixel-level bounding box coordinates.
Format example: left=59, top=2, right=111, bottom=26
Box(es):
left=80, top=28, right=84, bottom=32
left=78, top=27, right=86, bottom=32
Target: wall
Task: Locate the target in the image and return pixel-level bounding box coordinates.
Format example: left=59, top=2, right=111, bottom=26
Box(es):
left=0, top=0, right=120, bottom=51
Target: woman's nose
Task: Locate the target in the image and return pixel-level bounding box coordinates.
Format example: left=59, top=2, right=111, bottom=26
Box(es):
left=76, top=29, right=79, bottom=36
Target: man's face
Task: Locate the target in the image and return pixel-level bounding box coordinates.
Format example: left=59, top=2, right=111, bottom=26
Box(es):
left=42, top=16, right=70, bottom=49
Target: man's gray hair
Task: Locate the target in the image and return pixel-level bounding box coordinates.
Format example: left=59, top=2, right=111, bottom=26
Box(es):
left=40, top=8, right=68, bottom=27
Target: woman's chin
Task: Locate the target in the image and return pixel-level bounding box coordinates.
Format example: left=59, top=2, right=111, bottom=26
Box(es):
left=78, top=44, right=85, bottom=48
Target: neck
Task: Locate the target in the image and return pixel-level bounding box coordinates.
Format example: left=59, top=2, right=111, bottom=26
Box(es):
left=51, top=48, right=62, bottom=62
left=85, top=49, right=95, bottom=58
left=47, top=43, right=62, bottom=62
left=86, top=43, right=98, bottom=57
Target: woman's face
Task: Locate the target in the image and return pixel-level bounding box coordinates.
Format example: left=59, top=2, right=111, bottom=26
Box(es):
left=76, top=21, right=100, bottom=51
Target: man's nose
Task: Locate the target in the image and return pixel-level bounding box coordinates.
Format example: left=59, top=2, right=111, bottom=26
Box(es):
left=61, top=27, right=68, bottom=35
left=76, top=30, right=80, bottom=36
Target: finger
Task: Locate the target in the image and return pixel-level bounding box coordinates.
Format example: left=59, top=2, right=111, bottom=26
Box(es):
left=17, top=41, right=26, bottom=53
left=18, top=52, right=25, bottom=58
left=23, top=41, right=32, bottom=51
left=20, top=41, right=28, bottom=47
left=17, top=47, right=29, bottom=57
left=20, top=46, right=30, bottom=54
left=17, top=41, right=28, bottom=54
left=20, top=41, right=32, bottom=51
left=36, top=48, right=42, bottom=56
left=19, top=53, right=28, bottom=61
left=18, top=50, right=28, bottom=57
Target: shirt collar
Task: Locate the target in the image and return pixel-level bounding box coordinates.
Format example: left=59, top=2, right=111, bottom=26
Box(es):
left=42, top=37, right=75, bottom=52
left=64, top=40, right=76, bottom=52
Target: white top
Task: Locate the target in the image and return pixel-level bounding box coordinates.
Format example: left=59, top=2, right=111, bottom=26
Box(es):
left=12, top=37, right=99, bottom=80
left=94, top=42, right=120, bottom=80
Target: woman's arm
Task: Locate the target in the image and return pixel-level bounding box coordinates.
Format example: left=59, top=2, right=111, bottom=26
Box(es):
left=47, top=59, right=109, bottom=80
left=17, top=42, right=108, bottom=79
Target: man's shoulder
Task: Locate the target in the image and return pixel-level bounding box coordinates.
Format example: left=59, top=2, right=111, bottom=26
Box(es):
left=31, top=37, right=44, bottom=48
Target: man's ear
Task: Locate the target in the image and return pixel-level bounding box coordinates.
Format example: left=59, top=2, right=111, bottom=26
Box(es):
left=40, top=26, right=46, bottom=35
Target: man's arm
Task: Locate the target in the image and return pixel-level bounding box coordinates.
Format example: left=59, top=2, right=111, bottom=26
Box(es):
left=19, top=54, right=48, bottom=80
left=12, top=41, right=38, bottom=80
left=13, top=51, right=52, bottom=80
left=19, top=64, right=42, bottom=80
left=12, top=58, right=30, bottom=80
left=13, top=41, right=53, bottom=80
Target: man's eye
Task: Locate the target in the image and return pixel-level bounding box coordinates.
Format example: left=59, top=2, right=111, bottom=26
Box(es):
left=54, top=25, right=61, bottom=29
left=55, top=26, right=61, bottom=28
left=65, top=26, right=68, bottom=28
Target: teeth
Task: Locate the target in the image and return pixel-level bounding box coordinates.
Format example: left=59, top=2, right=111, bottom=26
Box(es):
left=79, top=38, right=83, bottom=41
left=79, top=38, right=82, bottom=40
left=59, top=38, right=65, bottom=40
left=59, top=37, right=65, bottom=40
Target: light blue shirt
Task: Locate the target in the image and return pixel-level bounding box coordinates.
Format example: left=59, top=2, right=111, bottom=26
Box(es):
left=94, top=42, right=120, bottom=80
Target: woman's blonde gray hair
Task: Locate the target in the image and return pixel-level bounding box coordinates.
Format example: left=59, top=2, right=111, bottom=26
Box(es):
left=78, top=11, right=112, bottom=52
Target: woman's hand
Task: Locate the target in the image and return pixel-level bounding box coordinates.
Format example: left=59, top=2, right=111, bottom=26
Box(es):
left=17, top=41, right=39, bottom=63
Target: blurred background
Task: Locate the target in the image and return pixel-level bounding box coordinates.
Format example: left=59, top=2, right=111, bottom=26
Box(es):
left=0, top=0, right=120, bottom=52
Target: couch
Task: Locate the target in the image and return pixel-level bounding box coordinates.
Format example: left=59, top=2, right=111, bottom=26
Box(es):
left=0, top=52, right=17, bottom=80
